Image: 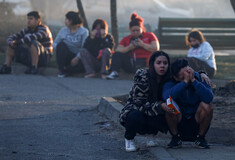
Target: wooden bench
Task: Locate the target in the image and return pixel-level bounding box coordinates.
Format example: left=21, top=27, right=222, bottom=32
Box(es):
left=156, top=17, right=235, bottom=49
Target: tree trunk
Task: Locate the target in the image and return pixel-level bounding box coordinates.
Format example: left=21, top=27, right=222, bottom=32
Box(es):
left=231, top=0, right=235, bottom=12
left=110, top=0, right=119, bottom=48
left=76, top=0, right=89, bottom=32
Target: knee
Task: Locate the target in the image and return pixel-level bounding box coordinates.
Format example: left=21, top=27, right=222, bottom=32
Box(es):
left=30, top=40, right=38, bottom=48
left=199, top=102, right=213, bottom=115
left=125, top=110, right=144, bottom=125
left=56, top=41, right=66, bottom=50
left=80, top=48, right=88, bottom=57
left=102, top=48, right=111, bottom=54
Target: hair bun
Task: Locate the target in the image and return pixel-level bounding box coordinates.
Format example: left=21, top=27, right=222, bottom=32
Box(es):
left=130, top=12, right=138, bottom=21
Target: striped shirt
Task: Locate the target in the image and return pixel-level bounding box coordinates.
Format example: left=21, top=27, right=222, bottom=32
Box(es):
left=7, top=24, right=53, bottom=54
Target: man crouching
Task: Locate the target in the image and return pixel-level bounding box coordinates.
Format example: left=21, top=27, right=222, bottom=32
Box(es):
left=162, top=58, right=213, bottom=149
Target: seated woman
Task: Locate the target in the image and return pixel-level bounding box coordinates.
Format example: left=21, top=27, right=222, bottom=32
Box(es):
left=80, top=19, right=114, bottom=79
left=119, top=51, right=172, bottom=152
left=53, top=11, right=89, bottom=77
left=185, top=29, right=217, bottom=78
left=106, top=12, right=160, bottom=79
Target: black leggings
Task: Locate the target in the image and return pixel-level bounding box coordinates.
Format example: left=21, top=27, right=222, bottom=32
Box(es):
left=56, top=41, right=84, bottom=73
left=123, top=110, right=168, bottom=140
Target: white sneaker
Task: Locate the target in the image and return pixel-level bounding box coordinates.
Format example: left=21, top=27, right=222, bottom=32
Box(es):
left=106, top=71, right=119, bottom=80
left=125, top=139, right=137, bottom=152
left=146, top=135, right=158, bottom=147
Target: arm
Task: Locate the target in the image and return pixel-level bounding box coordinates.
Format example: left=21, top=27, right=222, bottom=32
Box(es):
left=137, top=39, right=159, bottom=52
left=7, top=29, right=25, bottom=47
left=198, top=42, right=214, bottom=60
left=20, top=26, right=50, bottom=44
left=103, top=34, right=114, bottom=51
left=162, top=81, right=187, bottom=101
left=52, top=28, right=64, bottom=49
left=191, top=77, right=213, bottom=103
left=116, top=43, right=135, bottom=53
left=128, top=69, right=164, bottom=116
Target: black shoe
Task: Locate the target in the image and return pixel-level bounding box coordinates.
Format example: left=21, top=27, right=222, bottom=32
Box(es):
left=24, top=66, right=39, bottom=74
left=167, top=134, right=182, bottom=148
left=0, top=64, right=11, bottom=74
left=194, top=135, right=210, bottom=149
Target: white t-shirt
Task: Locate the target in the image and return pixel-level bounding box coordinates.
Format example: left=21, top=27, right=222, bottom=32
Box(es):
left=187, top=41, right=217, bottom=70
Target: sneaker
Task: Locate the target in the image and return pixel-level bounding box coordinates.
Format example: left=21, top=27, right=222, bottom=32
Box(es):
left=125, top=138, right=137, bottom=152
left=194, top=135, right=210, bottom=149
left=24, top=66, right=39, bottom=74
left=146, top=135, right=158, bottom=147
left=167, top=134, right=182, bottom=148
left=57, top=71, right=67, bottom=78
left=0, top=64, right=11, bottom=74
left=106, top=71, right=119, bottom=80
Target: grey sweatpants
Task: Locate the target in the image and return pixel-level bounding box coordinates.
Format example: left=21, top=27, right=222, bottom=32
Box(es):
left=80, top=48, right=111, bottom=74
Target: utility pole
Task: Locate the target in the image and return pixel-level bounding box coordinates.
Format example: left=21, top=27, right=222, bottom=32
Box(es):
left=76, top=0, right=90, bottom=32
left=110, top=0, right=119, bottom=47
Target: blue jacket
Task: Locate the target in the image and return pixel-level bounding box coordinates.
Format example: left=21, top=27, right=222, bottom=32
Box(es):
left=162, top=72, right=213, bottom=116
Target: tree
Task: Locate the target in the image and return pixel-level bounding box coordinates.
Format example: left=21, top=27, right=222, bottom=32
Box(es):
left=76, top=0, right=90, bottom=32
left=110, top=0, right=119, bottom=47
left=230, top=0, right=235, bottom=12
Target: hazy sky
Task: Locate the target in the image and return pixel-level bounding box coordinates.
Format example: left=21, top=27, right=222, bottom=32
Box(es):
left=4, top=0, right=235, bottom=30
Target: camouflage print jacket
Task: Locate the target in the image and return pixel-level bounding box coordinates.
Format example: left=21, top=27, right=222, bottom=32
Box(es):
left=119, top=69, right=164, bottom=125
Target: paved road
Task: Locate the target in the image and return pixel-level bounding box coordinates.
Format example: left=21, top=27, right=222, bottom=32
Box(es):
left=0, top=75, right=157, bottom=160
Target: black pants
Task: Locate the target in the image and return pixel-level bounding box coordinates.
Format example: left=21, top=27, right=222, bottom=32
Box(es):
left=110, top=52, right=134, bottom=73
left=123, top=110, right=168, bottom=140
left=56, top=41, right=84, bottom=73
left=15, top=40, right=50, bottom=68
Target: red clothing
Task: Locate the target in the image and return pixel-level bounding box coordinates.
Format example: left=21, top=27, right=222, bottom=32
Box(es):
left=119, top=32, right=158, bottom=59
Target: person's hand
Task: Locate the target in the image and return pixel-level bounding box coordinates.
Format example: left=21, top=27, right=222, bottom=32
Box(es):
left=90, top=29, right=97, bottom=39
left=187, top=67, right=195, bottom=82
left=9, top=40, right=18, bottom=48
left=100, top=29, right=106, bottom=38
left=128, top=42, right=136, bottom=50
left=183, top=70, right=190, bottom=84
left=161, top=102, right=175, bottom=114
left=136, top=38, right=145, bottom=48
left=71, top=57, right=79, bottom=66
left=201, top=73, right=211, bottom=85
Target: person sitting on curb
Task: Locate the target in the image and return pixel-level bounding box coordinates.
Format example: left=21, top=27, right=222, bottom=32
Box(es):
left=119, top=51, right=172, bottom=152
left=106, top=12, right=159, bottom=80
left=162, top=58, right=213, bottom=149
left=53, top=11, right=89, bottom=78
left=0, top=11, right=53, bottom=75
left=185, top=29, right=217, bottom=78
left=80, top=18, right=114, bottom=79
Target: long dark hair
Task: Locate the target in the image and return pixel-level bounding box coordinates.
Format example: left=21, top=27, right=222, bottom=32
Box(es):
left=148, top=51, right=171, bottom=101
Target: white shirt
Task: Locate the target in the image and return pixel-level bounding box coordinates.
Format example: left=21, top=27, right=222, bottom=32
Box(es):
left=187, top=41, right=217, bottom=70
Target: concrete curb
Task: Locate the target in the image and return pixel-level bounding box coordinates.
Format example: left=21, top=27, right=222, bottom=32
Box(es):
left=98, top=97, right=176, bottom=160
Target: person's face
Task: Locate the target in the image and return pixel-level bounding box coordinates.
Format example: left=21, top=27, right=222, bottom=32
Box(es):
left=130, top=26, right=142, bottom=38
left=27, top=16, right=39, bottom=28
left=175, top=66, right=190, bottom=81
left=154, top=56, right=169, bottom=76
left=65, top=18, right=72, bottom=27
left=95, top=24, right=101, bottom=30
left=189, top=37, right=200, bottom=48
